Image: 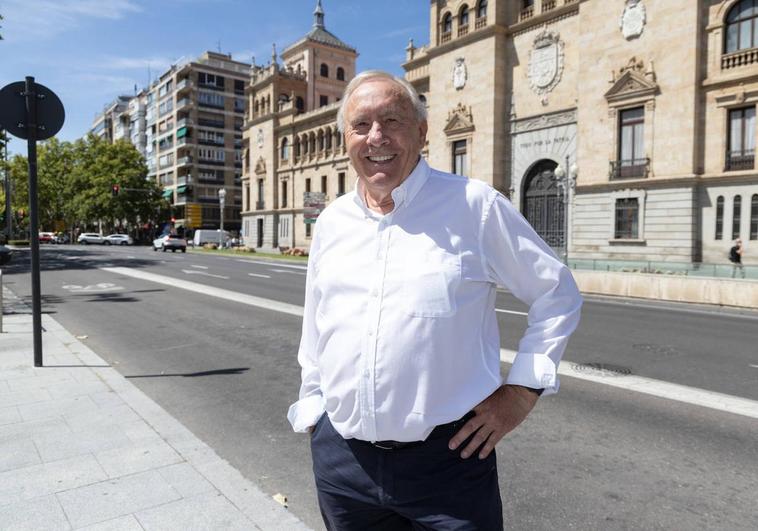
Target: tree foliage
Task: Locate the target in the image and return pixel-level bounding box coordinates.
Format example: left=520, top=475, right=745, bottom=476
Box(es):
left=2, top=134, right=169, bottom=235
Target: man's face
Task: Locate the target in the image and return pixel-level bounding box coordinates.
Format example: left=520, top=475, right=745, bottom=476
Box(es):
left=343, top=79, right=427, bottom=192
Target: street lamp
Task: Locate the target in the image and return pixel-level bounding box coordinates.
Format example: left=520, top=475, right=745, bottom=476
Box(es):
left=554, top=155, right=577, bottom=265
left=218, top=188, right=226, bottom=246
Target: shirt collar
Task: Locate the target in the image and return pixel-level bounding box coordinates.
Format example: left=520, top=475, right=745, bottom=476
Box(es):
left=352, top=157, right=430, bottom=215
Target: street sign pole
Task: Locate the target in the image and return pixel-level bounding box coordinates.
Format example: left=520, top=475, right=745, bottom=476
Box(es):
left=25, top=77, right=43, bottom=366
left=1, top=129, right=10, bottom=240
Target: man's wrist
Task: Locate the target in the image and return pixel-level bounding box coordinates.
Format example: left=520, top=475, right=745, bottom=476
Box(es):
left=522, top=386, right=544, bottom=396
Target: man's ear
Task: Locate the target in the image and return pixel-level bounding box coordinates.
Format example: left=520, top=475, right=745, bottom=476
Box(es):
left=418, top=120, right=428, bottom=144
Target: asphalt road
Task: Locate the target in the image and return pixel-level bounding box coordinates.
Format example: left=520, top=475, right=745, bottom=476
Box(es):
left=3, top=245, right=757, bottom=530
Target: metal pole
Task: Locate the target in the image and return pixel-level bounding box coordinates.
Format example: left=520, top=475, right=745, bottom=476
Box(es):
left=563, top=154, right=570, bottom=265
left=1, top=129, right=10, bottom=240
left=25, top=76, right=43, bottom=367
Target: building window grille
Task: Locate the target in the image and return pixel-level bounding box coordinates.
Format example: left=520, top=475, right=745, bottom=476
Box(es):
left=733, top=195, right=742, bottom=240
left=726, top=107, right=755, bottom=171
left=615, top=106, right=646, bottom=178
left=452, top=140, right=468, bottom=177
left=716, top=195, right=725, bottom=240
left=614, top=198, right=639, bottom=239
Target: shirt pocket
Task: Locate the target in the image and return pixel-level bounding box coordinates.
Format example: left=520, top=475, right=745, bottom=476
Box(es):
left=402, top=249, right=461, bottom=318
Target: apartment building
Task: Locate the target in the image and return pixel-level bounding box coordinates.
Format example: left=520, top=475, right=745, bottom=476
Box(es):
left=90, top=96, right=133, bottom=143
left=241, top=0, right=356, bottom=250
left=403, top=0, right=758, bottom=265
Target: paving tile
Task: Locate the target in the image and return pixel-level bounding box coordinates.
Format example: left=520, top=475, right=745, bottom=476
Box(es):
left=0, top=438, right=41, bottom=473
left=0, top=454, right=106, bottom=506
left=5, top=372, right=76, bottom=393
left=89, top=391, right=126, bottom=409
left=136, top=492, right=253, bottom=531
left=0, top=380, right=10, bottom=394
left=64, top=403, right=140, bottom=432
left=0, top=417, right=71, bottom=444
left=76, top=515, right=143, bottom=531
left=0, top=388, right=52, bottom=409
left=47, top=380, right=110, bottom=400
left=0, top=406, right=21, bottom=426
left=121, top=420, right=161, bottom=444
left=34, top=423, right=132, bottom=463
left=18, top=395, right=98, bottom=422
left=157, top=463, right=216, bottom=499
left=0, top=494, right=71, bottom=531
left=95, top=439, right=183, bottom=478
left=56, top=469, right=181, bottom=529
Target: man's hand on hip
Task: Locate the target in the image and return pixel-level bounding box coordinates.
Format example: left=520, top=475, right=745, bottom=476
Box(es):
left=448, top=384, right=539, bottom=460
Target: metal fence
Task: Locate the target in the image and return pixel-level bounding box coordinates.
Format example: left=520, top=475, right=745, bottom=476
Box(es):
left=567, top=259, right=758, bottom=280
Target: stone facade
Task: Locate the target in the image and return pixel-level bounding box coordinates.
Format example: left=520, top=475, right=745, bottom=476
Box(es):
left=404, top=0, right=758, bottom=266
left=241, top=1, right=356, bottom=251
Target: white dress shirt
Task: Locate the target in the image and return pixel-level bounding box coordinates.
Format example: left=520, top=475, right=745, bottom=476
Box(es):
left=287, top=158, right=582, bottom=442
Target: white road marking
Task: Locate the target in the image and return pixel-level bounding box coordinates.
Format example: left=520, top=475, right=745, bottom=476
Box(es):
left=181, top=269, right=229, bottom=279
left=749, top=364, right=758, bottom=369
left=62, top=283, right=123, bottom=293
left=191, top=265, right=209, bottom=269
left=270, top=269, right=306, bottom=275
left=100, top=266, right=758, bottom=420
left=499, top=349, right=758, bottom=420
left=495, top=308, right=528, bottom=316
left=240, top=259, right=307, bottom=270
left=248, top=273, right=271, bottom=279
left=102, top=267, right=302, bottom=317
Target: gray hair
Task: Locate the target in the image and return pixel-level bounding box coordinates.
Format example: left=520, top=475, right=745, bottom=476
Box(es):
left=336, top=70, right=427, bottom=134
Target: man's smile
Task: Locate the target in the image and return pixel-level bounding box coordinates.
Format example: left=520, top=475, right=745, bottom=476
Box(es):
left=366, top=154, right=396, bottom=163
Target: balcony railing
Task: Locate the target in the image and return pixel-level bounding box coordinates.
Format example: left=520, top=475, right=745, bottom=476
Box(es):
left=440, top=31, right=451, bottom=44
left=177, top=175, right=192, bottom=186
left=176, top=98, right=191, bottom=110
left=176, top=117, right=192, bottom=128
left=542, top=0, right=557, bottom=12
left=177, top=156, right=193, bottom=167
left=609, top=158, right=651, bottom=180
left=176, top=78, right=192, bottom=92
left=475, top=16, right=487, bottom=29
left=721, top=48, right=758, bottom=70
left=519, top=7, right=534, bottom=21
left=197, top=118, right=225, bottom=129
left=457, top=24, right=469, bottom=37
left=256, top=201, right=265, bottom=210
left=725, top=150, right=755, bottom=171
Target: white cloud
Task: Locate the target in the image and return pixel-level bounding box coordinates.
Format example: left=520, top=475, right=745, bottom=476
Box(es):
left=1, top=0, right=142, bottom=41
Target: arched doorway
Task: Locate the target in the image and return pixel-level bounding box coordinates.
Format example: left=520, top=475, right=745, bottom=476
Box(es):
left=522, top=159, right=565, bottom=248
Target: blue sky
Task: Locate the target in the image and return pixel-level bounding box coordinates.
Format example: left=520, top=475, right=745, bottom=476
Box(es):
left=1, top=0, right=429, bottom=155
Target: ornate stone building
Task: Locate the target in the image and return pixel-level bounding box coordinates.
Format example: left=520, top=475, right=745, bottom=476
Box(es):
left=241, top=1, right=356, bottom=250
left=404, top=0, right=758, bottom=266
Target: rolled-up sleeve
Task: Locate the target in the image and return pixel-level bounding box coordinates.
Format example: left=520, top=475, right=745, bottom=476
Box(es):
left=479, top=191, right=582, bottom=395
left=287, top=228, right=326, bottom=432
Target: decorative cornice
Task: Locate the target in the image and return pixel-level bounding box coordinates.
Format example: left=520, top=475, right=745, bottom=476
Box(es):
left=511, top=108, right=577, bottom=134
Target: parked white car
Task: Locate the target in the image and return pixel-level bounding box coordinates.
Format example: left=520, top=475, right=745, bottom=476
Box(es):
left=105, top=234, right=133, bottom=246
left=77, top=233, right=105, bottom=245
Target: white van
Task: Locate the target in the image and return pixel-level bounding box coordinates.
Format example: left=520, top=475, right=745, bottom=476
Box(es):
left=193, top=230, right=230, bottom=247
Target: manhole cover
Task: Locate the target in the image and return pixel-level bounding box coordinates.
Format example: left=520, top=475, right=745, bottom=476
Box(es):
left=632, top=344, right=681, bottom=358
left=571, top=362, right=632, bottom=377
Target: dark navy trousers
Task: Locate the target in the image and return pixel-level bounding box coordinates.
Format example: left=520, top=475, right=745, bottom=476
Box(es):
left=310, top=413, right=503, bottom=530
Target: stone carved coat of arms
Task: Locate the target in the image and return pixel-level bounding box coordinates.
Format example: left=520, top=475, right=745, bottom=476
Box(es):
left=528, top=30, right=564, bottom=99
left=620, top=0, right=646, bottom=40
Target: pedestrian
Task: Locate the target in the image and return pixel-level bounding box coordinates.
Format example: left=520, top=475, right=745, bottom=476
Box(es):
left=287, top=70, right=583, bottom=530
left=729, top=238, right=745, bottom=279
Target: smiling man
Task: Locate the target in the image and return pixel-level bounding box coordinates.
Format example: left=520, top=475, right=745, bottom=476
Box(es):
left=288, top=70, right=583, bottom=530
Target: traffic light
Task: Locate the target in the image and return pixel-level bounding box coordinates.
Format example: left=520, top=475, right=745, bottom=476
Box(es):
left=111, top=184, right=120, bottom=197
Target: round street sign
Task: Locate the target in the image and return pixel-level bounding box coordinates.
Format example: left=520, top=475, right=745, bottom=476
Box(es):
left=0, top=80, right=65, bottom=140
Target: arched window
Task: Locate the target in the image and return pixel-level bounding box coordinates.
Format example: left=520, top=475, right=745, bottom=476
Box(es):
left=716, top=195, right=724, bottom=240
left=280, top=137, right=289, bottom=161
left=296, top=96, right=304, bottom=113
left=310, top=132, right=316, bottom=153
left=325, top=128, right=333, bottom=150
left=336, top=67, right=345, bottom=81
left=442, top=12, right=452, bottom=33
left=294, top=138, right=301, bottom=158
left=320, top=63, right=329, bottom=77
left=318, top=130, right=325, bottom=152
left=751, top=193, right=758, bottom=239
left=477, top=0, right=488, bottom=19
left=302, top=135, right=308, bottom=154
left=459, top=4, right=469, bottom=27
left=725, top=0, right=758, bottom=54
left=733, top=195, right=743, bottom=240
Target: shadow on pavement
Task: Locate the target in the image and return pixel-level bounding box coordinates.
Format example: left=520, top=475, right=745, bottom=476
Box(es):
left=125, top=367, right=250, bottom=379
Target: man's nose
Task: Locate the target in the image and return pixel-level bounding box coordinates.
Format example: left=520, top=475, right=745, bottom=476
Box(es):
left=367, top=122, right=388, bottom=146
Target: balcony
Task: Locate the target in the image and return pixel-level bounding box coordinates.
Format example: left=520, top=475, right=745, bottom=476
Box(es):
left=177, top=117, right=192, bottom=128
left=475, top=16, right=487, bottom=29
left=457, top=24, right=469, bottom=37
left=177, top=174, right=192, bottom=186
left=197, top=118, right=225, bottom=129
left=725, top=150, right=755, bottom=171
left=440, top=31, right=452, bottom=44
left=177, top=156, right=193, bottom=167
left=519, top=7, right=534, bottom=21
left=542, top=0, right=557, bottom=12
left=256, top=201, right=265, bottom=210
left=721, top=48, right=758, bottom=70
left=176, top=98, right=191, bottom=111
left=176, top=78, right=192, bottom=93
left=609, top=158, right=650, bottom=180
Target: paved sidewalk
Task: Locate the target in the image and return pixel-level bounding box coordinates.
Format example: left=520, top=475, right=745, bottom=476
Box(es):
left=0, top=287, right=312, bottom=530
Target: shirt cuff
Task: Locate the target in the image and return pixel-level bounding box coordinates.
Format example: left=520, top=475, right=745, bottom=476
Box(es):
left=505, top=353, right=559, bottom=396
left=287, top=394, right=326, bottom=433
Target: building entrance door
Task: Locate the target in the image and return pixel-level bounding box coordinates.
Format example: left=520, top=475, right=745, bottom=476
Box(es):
left=522, top=160, right=565, bottom=249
